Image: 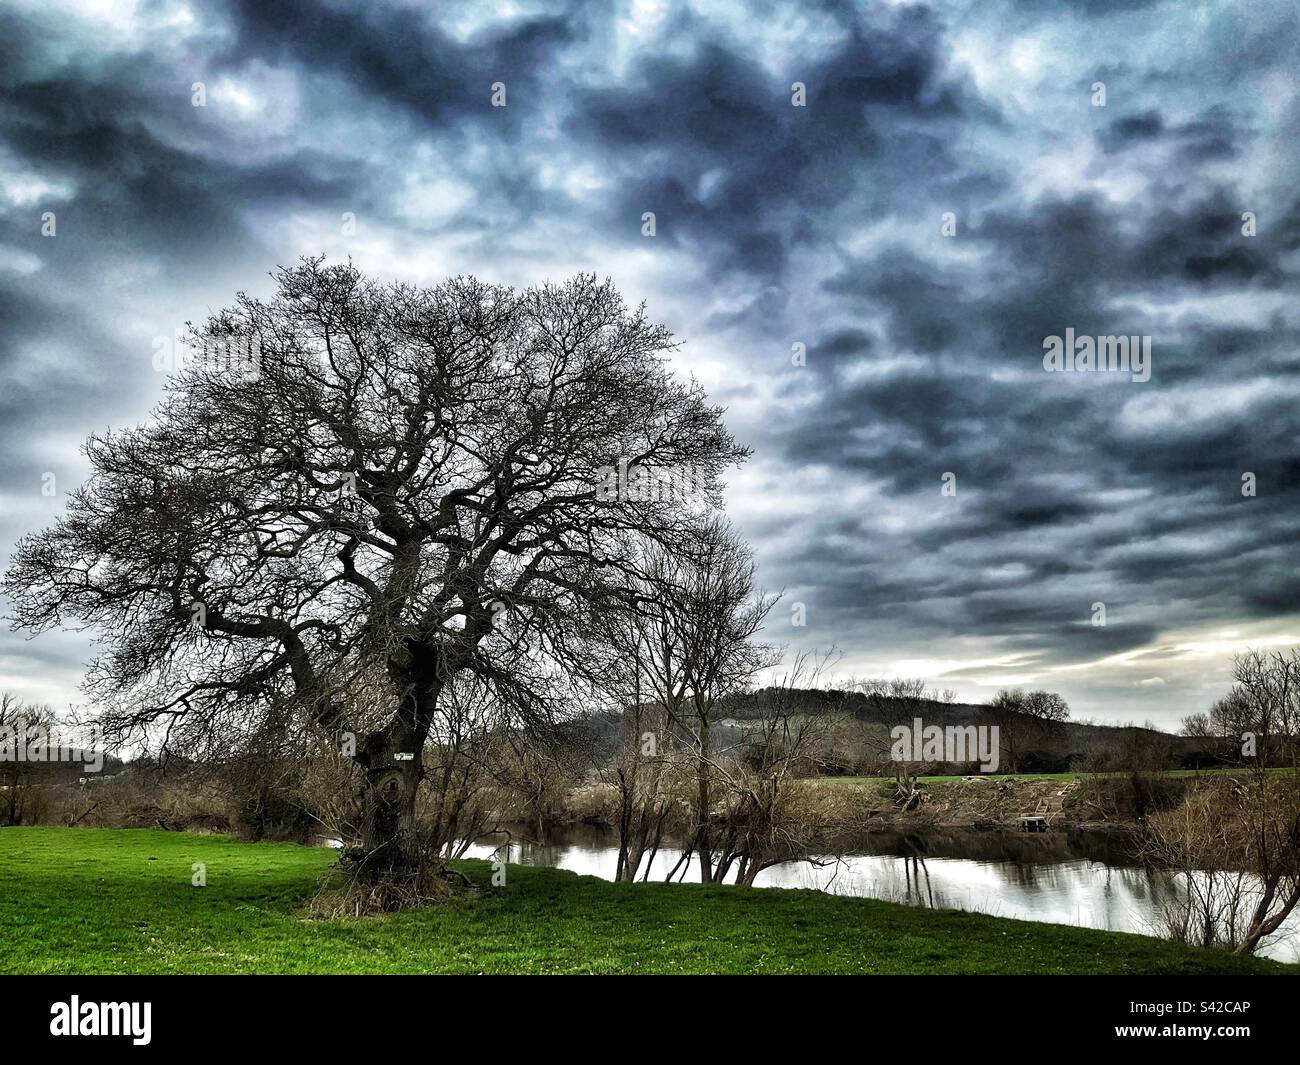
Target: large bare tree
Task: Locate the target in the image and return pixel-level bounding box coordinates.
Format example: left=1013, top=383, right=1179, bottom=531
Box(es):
left=3, top=259, right=747, bottom=895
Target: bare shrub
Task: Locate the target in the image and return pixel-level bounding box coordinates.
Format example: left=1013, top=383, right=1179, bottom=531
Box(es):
left=1146, top=773, right=1300, bottom=955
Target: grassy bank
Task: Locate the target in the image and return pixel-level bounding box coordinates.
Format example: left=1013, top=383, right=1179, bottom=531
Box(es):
left=804, top=771, right=1233, bottom=827
left=0, top=827, right=1289, bottom=975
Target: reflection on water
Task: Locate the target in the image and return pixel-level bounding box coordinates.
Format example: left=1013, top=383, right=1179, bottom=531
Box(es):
left=462, top=823, right=1299, bottom=963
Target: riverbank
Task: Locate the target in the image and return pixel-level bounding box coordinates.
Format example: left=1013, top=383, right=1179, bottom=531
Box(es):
left=815, top=773, right=1143, bottom=830
left=558, top=773, right=1190, bottom=838
left=1, top=827, right=1290, bottom=974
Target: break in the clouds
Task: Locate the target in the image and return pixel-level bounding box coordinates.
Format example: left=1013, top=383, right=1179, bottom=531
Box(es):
left=1, top=0, right=1297, bottom=725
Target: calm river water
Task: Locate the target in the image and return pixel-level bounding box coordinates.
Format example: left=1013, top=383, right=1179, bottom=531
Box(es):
left=460, top=823, right=1300, bottom=963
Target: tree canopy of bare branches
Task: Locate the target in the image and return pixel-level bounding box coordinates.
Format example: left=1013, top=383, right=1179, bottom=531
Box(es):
left=3, top=259, right=748, bottom=888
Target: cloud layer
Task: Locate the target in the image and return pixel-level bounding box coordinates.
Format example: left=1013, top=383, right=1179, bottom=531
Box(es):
left=2, top=0, right=1298, bottom=725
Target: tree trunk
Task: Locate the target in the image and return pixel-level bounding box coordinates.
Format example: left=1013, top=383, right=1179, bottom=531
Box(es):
left=615, top=769, right=633, bottom=881
left=359, top=762, right=420, bottom=875
left=1235, top=882, right=1300, bottom=955
left=349, top=649, right=445, bottom=884
left=696, top=719, right=712, bottom=883
left=357, top=725, right=425, bottom=881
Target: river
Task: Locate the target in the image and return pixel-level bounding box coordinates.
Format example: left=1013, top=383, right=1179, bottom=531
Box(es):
left=459, top=822, right=1300, bottom=963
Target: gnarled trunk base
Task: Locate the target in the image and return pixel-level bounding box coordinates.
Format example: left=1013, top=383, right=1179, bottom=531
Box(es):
left=357, top=760, right=421, bottom=878
left=313, top=755, right=473, bottom=916
left=314, top=846, right=472, bottom=917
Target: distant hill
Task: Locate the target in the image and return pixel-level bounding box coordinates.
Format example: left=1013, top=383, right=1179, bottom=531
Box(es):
left=570, top=687, right=1224, bottom=774
left=711, top=687, right=1210, bottom=773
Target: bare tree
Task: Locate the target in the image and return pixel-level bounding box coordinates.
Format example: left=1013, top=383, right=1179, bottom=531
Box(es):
left=1148, top=648, right=1300, bottom=954
left=1232, top=648, right=1300, bottom=764
left=495, top=715, right=580, bottom=847
left=1180, top=710, right=1214, bottom=739
left=1182, top=649, right=1300, bottom=767
left=704, top=651, right=844, bottom=886
left=610, top=519, right=778, bottom=883
left=854, top=677, right=955, bottom=804
left=583, top=586, right=680, bottom=883
left=1148, top=773, right=1300, bottom=955
left=3, top=260, right=747, bottom=902
left=987, top=688, right=1070, bottom=774
left=601, top=697, right=678, bottom=884
left=418, top=672, right=514, bottom=860
left=0, top=694, right=57, bottom=826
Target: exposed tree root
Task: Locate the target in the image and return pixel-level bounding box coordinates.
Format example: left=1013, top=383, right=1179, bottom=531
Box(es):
left=309, top=844, right=477, bottom=918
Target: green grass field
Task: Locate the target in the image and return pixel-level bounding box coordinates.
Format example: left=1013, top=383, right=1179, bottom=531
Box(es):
left=0, top=827, right=1290, bottom=974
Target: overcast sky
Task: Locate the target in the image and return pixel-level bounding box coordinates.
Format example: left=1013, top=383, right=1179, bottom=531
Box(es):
left=1, top=0, right=1298, bottom=728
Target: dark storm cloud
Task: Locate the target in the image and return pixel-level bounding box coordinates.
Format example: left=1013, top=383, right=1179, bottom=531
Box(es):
left=1017, top=620, right=1164, bottom=658
left=1100, top=108, right=1243, bottom=163
left=1012, top=0, right=1164, bottom=12
left=219, top=0, right=579, bottom=133
left=0, top=35, right=358, bottom=266
left=1099, top=111, right=1165, bottom=151
left=0, top=282, right=138, bottom=481
left=562, top=6, right=980, bottom=284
